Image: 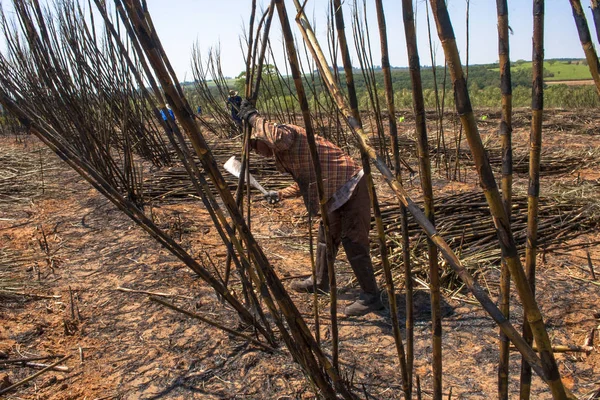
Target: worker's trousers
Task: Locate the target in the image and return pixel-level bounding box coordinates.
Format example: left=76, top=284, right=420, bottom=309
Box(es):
left=315, top=177, right=378, bottom=295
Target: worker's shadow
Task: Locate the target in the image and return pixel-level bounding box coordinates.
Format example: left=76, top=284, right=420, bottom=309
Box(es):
left=340, top=288, right=455, bottom=326
left=388, top=289, right=455, bottom=324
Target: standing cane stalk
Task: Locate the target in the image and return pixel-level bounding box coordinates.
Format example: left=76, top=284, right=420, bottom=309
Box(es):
left=294, top=1, right=574, bottom=397
left=496, top=0, right=513, bottom=398
left=331, top=0, right=410, bottom=396
left=427, top=0, right=569, bottom=398
left=400, top=0, right=441, bottom=397
left=521, top=1, right=544, bottom=397
left=373, top=0, right=414, bottom=396
left=425, top=1, right=448, bottom=175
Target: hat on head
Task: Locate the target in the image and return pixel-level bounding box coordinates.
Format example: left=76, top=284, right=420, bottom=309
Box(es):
left=229, top=90, right=238, bottom=96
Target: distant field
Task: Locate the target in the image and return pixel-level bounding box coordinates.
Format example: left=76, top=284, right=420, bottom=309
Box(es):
left=491, top=59, right=592, bottom=81
left=545, top=79, right=595, bottom=86
left=182, top=78, right=237, bottom=89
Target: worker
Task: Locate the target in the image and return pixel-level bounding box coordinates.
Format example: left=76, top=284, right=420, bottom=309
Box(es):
left=236, top=100, right=383, bottom=316
left=160, top=105, right=175, bottom=121
left=226, top=90, right=243, bottom=127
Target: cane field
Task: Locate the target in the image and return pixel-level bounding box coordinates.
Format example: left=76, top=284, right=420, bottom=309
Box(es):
left=1, top=1, right=600, bottom=399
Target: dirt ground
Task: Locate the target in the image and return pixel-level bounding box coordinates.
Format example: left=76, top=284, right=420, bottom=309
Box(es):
left=1, top=109, right=599, bottom=399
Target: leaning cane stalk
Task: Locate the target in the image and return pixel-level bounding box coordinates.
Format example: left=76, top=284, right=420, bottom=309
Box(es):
left=225, top=0, right=257, bottom=292
left=243, top=0, right=277, bottom=300
left=521, top=1, right=544, bottom=397
left=49, top=0, right=275, bottom=342
left=15, top=0, right=278, bottom=341
left=0, top=93, right=272, bottom=345
left=592, top=0, right=600, bottom=44
left=100, top=1, right=273, bottom=336
left=331, top=0, right=410, bottom=396
left=399, top=0, right=441, bottom=397
left=118, top=2, right=270, bottom=332
left=293, top=4, right=574, bottom=398
left=495, top=0, right=513, bottom=398
left=275, top=0, right=340, bottom=371
left=275, top=4, right=320, bottom=347
left=118, top=1, right=354, bottom=397
left=427, top=0, right=569, bottom=398
left=568, top=0, right=600, bottom=96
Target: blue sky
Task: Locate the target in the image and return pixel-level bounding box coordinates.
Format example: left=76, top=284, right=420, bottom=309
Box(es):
left=1, top=0, right=596, bottom=81
left=144, top=0, right=599, bottom=80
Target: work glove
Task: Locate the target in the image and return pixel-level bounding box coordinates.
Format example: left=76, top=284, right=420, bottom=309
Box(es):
left=237, top=99, right=258, bottom=122
left=264, top=190, right=280, bottom=205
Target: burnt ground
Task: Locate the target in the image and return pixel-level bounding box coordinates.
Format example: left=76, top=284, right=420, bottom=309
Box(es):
left=1, top=109, right=599, bottom=399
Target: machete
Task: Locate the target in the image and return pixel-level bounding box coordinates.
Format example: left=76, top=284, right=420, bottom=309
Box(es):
left=223, top=156, right=269, bottom=196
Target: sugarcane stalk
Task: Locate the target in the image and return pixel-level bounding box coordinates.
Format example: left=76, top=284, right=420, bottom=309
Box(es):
left=568, top=0, right=600, bottom=96
left=294, top=2, right=573, bottom=397
left=592, top=0, right=600, bottom=44
left=236, top=0, right=276, bottom=302
left=98, top=0, right=276, bottom=340
left=275, top=4, right=320, bottom=347
left=332, top=0, right=410, bottom=396
left=331, top=1, right=408, bottom=385
left=250, top=3, right=276, bottom=102
left=275, top=0, right=340, bottom=371
left=118, top=1, right=353, bottom=397
left=521, top=1, right=545, bottom=397
left=0, top=94, right=272, bottom=344
left=351, top=0, right=387, bottom=162
left=373, top=0, right=414, bottom=395
left=510, top=344, right=594, bottom=353
left=399, top=0, right=442, bottom=397
left=496, top=0, right=513, bottom=398
left=427, top=0, right=569, bottom=398
left=424, top=1, right=446, bottom=173
left=224, top=0, right=258, bottom=289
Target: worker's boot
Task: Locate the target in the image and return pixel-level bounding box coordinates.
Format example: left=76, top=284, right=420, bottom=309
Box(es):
left=290, top=277, right=329, bottom=293
left=344, top=292, right=384, bottom=316
left=290, top=242, right=330, bottom=294
left=343, top=239, right=383, bottom=316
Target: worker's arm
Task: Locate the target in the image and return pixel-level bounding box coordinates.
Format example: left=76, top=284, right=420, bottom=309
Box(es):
left=278, top=182, right=301, bottom=199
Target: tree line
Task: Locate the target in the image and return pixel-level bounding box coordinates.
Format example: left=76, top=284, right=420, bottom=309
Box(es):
left=182, top=62, right=599, bottom=114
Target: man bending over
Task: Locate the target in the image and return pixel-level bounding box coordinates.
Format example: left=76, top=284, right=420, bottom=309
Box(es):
left=237, top=100, right=383, bottom=317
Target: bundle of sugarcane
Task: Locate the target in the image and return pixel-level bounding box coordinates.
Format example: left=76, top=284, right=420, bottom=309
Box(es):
left=143, top=137, right=293, bottom=201
left=433, top=145, right=596, bottom=177
left=376, top=190, right=599, bottom=286
left=487, top=150, right=598, bottom=176
left=144, top=165, right=294, bottom=201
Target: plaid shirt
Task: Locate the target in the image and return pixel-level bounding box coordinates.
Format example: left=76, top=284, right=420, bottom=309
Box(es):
left=251, top=116, right=361, bottom=216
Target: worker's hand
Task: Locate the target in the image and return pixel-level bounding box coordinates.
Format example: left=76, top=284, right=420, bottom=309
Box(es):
left=264, top=190, right=280, bottom=205
left=237, top=100, right=258, bottom=122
